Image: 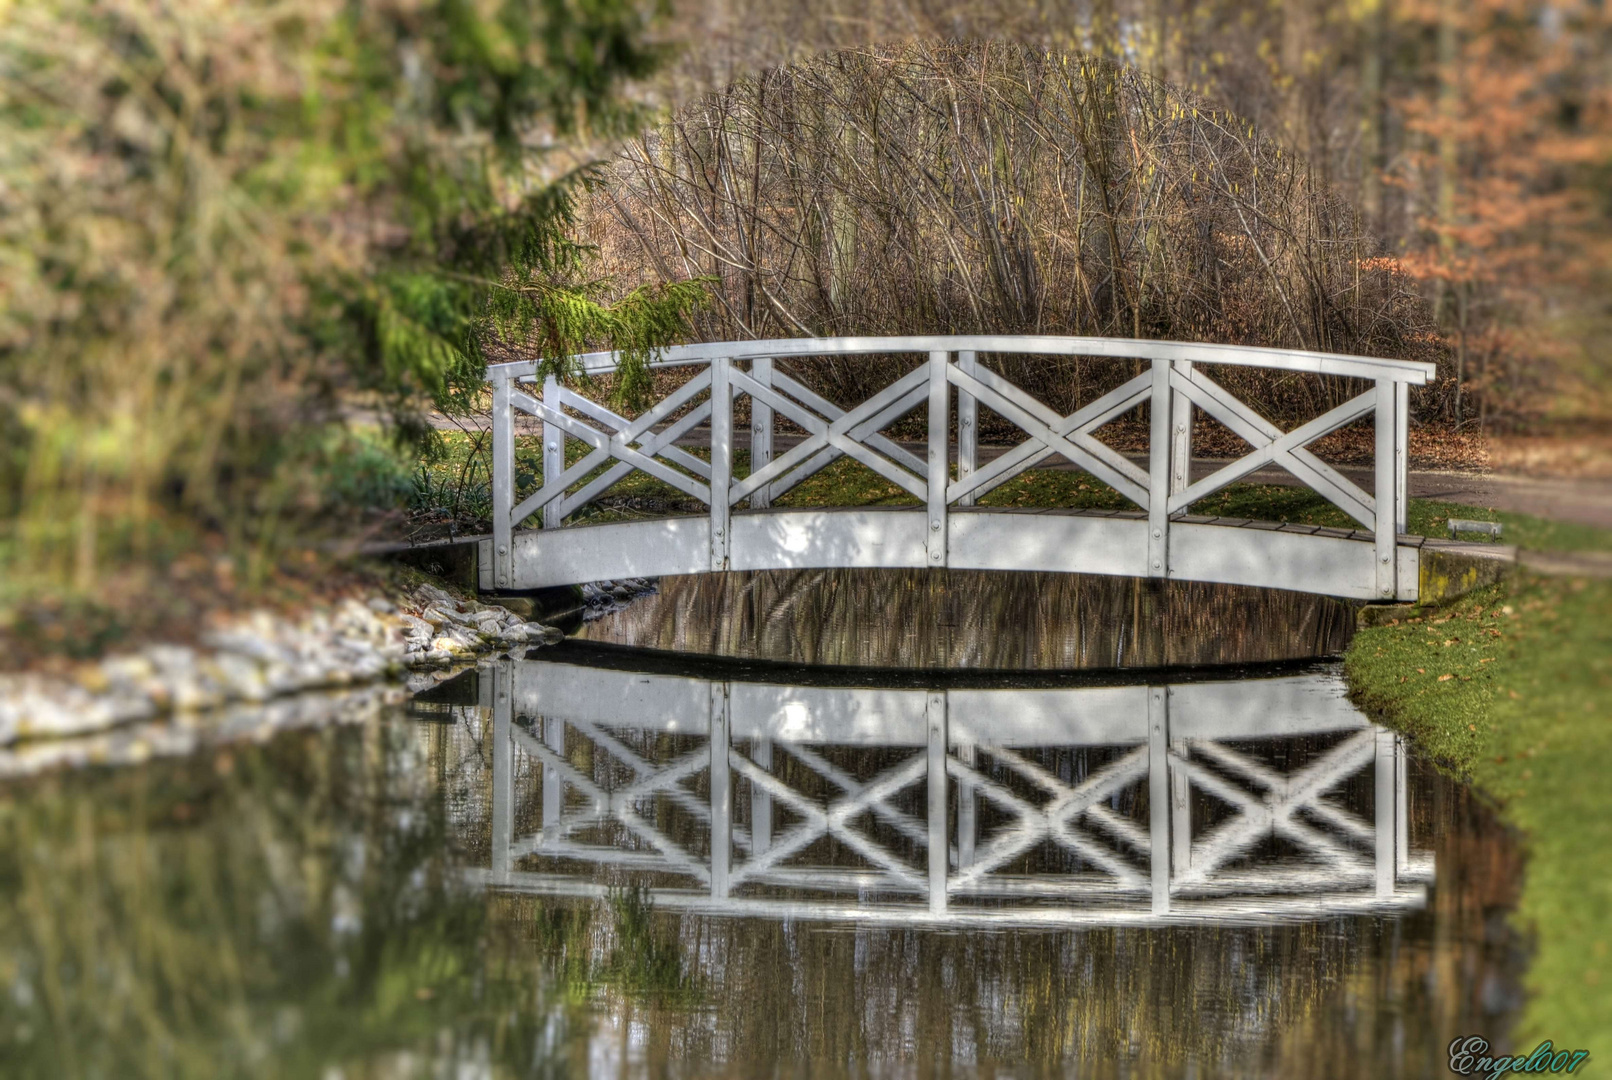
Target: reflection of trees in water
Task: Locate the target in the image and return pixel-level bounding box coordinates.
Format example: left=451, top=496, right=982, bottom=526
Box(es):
left=0, top=719, right=690, bottom=1078
left=575, top=568, right=1357, bottom=668
left=0, top=706, right=1521, bottom=1077
left=553, top=764, right=1523, bottom=1079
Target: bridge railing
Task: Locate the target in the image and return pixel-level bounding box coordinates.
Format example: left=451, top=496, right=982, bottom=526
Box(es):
left=484, top=336, right=1435, bottom=599
left=466, top=659, right=1431, bottom=926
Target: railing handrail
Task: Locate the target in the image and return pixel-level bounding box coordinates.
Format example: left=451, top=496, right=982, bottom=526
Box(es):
left=487, top=334, right=1437, bottom=385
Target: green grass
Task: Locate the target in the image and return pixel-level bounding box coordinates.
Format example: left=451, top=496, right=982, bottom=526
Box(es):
left=1409, top=500, right=1612, bottom=553
left=1346, top=558, right=1612, bottom=1052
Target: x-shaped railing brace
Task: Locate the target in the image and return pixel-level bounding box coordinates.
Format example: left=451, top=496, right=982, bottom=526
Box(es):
left=945, top=745, right=1153, bottom=893
left=727, top=746, right=932, bottom=895
left=509, top=371, right=716, bottom=526
left=1165, top=365, right=1379, bottom=527
left=726, top=363, right=934, bottom=505
left=727, top=368, right=929, bottom=504
left=510, top=724, right=716, bottom=884
left=944, top=365, right=1154, bottom=509
left=1170, top=730, right=1379, bottom=890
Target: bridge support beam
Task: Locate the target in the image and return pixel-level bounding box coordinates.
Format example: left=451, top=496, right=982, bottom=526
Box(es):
left=1171, top=731, right=1192, bottom=874
left=542, top=715, right=564, bottom=840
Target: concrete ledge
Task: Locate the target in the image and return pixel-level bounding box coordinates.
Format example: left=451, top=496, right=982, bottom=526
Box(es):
left=1416, top=539, right=1516, bottom=606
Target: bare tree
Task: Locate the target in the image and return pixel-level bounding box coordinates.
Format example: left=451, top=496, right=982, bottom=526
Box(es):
left=589, top=42, right=1445, bottom=428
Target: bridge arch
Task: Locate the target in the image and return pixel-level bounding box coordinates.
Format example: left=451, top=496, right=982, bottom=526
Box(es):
left=482, top=335, right=1431, bottom=601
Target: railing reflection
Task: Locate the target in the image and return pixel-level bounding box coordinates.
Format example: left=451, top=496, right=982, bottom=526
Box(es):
left=464, top=659, right=1430, bottom=926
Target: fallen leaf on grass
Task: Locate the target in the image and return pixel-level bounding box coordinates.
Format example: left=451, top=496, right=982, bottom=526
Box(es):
left=1438, top=673, right=1454, bottom=682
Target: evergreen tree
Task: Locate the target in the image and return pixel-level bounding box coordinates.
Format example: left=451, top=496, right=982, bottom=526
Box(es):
left=0, top=0, right=704, bottom=582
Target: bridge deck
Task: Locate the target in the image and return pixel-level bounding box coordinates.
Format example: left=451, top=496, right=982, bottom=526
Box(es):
left=480, top=506, right=1425, bottom=600
left=503, top=660, right=1370, bottom=745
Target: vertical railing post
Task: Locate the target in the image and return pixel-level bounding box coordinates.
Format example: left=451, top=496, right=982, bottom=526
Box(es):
left=1170, top=360, right=1194, bottom=499
left=491, top=665, right=512, bottom=882
left=749, top=358, right=773, bottom=511
left=956, top=350, right=978, bottom=507
left=750, top=736, right=772, bottom=856
left=710, top=681, right=731, bottom=899
left=927, top=351, right=950, bottom=568
left=542, top=374, right=563, bottom=530
left=1149, top=686, right=1172, bottom=915
left=710, top=357, right=732, bottom=572
left=1395, top=732, right=1409, bottom=874
left=1375, top=727, right=1399, bottom=898
left=1170, top=732, right=1191, bottom=874
left=491, top=370, right=515, bottom=590
left=1148, top=359, right=1172, bottom=578
left=1395, top=380, right=1409, bottom=534
left=542, top=716, right=565, bottom=839
left=1375, top=379, right=1398, bottom=599
left=956, top=741, right=976, bottom=868
left=927, top=691, right=948, bottom=916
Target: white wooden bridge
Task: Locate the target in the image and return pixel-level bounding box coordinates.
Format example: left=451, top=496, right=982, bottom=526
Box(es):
left=481, top=336, right=1434, bottom=601
left=465, top=659, right=1431, bottom=927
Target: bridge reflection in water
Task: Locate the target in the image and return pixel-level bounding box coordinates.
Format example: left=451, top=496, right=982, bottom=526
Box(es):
left=461, top=657, right=1429, bottom=927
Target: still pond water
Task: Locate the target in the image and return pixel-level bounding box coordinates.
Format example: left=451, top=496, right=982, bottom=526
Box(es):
left=0, top=579, right=1525, bottom=1078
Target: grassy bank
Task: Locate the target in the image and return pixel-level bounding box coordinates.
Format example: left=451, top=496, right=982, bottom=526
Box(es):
left=1347, top=566, right=1612, bottom=1052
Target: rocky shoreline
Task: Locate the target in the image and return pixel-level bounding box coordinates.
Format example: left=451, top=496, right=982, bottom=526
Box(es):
left=0, top=580, right=583, bottom=754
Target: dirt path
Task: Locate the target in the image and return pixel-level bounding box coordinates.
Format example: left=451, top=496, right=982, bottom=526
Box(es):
left=1396, top=471, right=1612, bottom=530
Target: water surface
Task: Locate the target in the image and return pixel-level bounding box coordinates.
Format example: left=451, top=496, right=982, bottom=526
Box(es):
left=0, top=651, right=1524, bottom=1078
